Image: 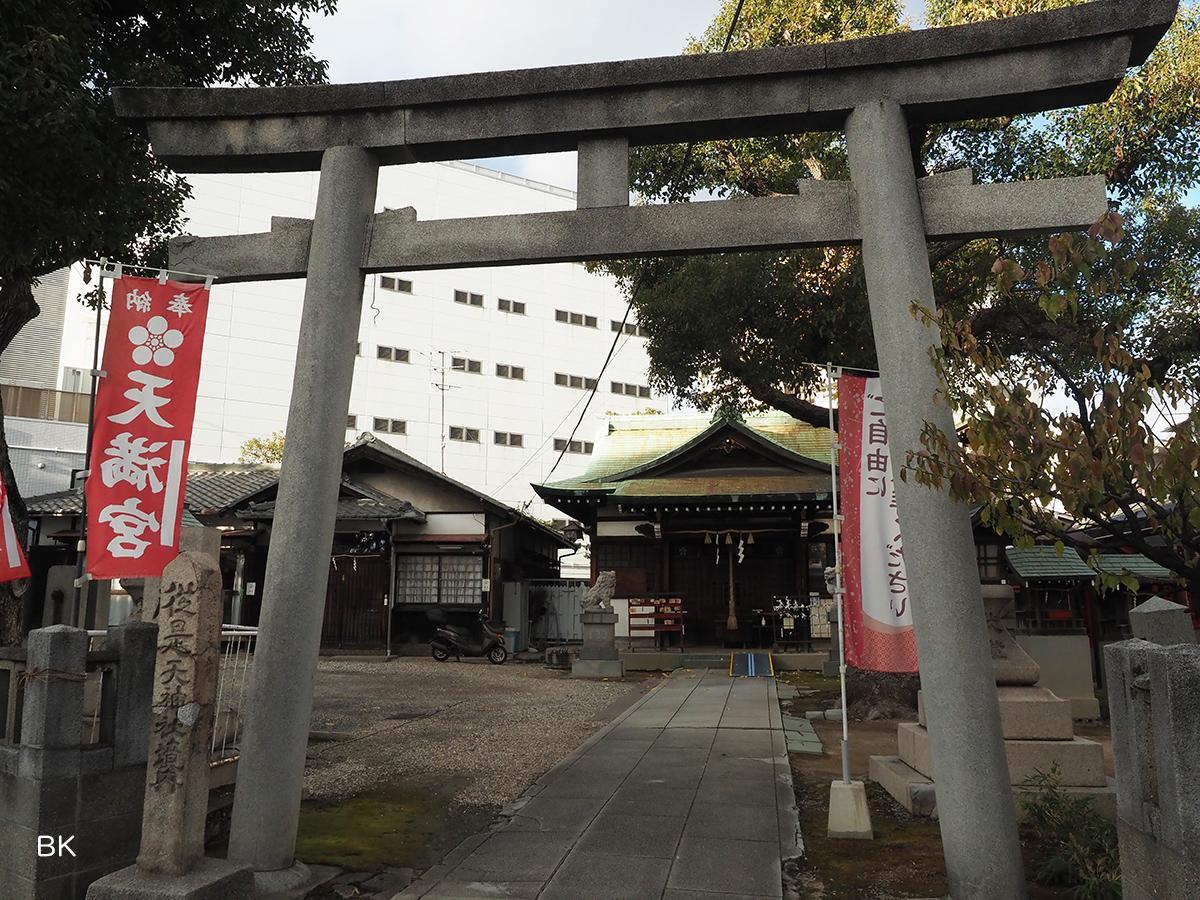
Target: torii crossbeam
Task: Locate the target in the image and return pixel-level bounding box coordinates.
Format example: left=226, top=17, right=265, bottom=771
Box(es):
left=114, top=3, right=1177, bottom=898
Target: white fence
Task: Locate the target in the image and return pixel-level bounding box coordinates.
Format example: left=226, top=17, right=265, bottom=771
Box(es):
left=87, top=625, right=256, bottom=763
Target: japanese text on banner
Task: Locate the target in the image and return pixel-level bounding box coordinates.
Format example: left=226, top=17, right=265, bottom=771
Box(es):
left=85, top=276, right=210, bottom=578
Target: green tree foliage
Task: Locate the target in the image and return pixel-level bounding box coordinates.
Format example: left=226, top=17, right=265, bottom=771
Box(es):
left=912, top=216, right=1200, bottom=589
left=239, top=432, right=287, bottom=465
left=0, top=1, right=335, bottom=644
left=606, top=0, right=1200, bottom=431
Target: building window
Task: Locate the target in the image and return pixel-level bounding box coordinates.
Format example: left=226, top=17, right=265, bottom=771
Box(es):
left=451, top=356, right=482, bottom=374
left=379, top=276, right=412, bottom=293
left=555, top=309, right=598, bottom=328
left=977, top=543, right=1004, bottom=582
left=346, top=415, right=357, bottom=430
left=454, top=289, right=484, bottom=307
left=611, top=320, right=648, bottom=337
left=498, top=298, right=526, bottom=315
left=494, top=431, right=524, bottom=447
left=496, top=364, right=525, bottom=380
left=611, top=381, right=650, bottom=398
left=553, top=438, right=594, bottom=454
left=377, top=345, right=410, bottom=363
left=449, top=426, right=480, bottom=443
left=395, top=554, right=483, bottom=605
left=555, top=373, right=597, bottom=391
left=372, top=417, right=406, bottom=434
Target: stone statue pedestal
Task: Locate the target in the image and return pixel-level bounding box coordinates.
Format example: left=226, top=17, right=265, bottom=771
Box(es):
left=86, top=857, right=253, bottom=900
left=572, top=610, right=624, bottom=678
left=871, top=585, right=1114, bottom=819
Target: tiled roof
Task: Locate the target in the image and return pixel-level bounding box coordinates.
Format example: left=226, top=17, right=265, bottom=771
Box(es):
left=611, top=473, right=831, bottom=498
left=25, top=463, right=280, bottom=516
left=241, top=496, right=423, bottom=522
left=346, top=433, right=571, bottom=547
left=1092, top=553, right=1179, bottom=582
left=540, top=412, right=833, bottom=495
left=1005, top=545, right=1095, bottom=580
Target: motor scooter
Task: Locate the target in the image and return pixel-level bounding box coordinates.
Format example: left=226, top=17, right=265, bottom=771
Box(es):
left=430, top=611, right=508, bottom=664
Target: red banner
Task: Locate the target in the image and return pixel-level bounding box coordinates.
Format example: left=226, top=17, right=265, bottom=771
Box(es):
left=85, top=276, right=210, bottom=578
left=839, top=374, right=918, bottom=673
left=0, top=481, right=32, bottom=583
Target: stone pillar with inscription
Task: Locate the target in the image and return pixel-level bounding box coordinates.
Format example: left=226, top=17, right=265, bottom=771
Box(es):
left=87, top=551, right=252, bottom=899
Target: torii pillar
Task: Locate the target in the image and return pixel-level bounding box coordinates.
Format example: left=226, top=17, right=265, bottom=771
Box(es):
left=847, top=100, right=1025, bottom=895
left=224, top=146, right=379, bottom=890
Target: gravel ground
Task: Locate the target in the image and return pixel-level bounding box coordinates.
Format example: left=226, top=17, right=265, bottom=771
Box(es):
left=302, top=657, right=647, bottom=806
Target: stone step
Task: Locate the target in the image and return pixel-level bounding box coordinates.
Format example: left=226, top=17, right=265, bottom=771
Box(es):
left=897, top=721, right=1107, bottom=787
left=918, top=686, right=1073, bottom=740
left=870, top=754, right=1116, bottom=821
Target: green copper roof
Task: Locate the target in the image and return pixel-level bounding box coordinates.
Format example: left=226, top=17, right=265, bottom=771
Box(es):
left=1092, top=553, right=1178, bottom=582
left=1005, top=545, right=1095, bottom=580
left=540, top=412, right=834, bottom=493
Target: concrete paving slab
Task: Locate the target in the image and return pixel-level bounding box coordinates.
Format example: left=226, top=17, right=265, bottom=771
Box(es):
left=422, top=880, right=543, bottom=898
left=539, top=851, right=672, bottom=900
left=683, top=800, right=780, bottom=842
left=501, top=796, right=607, bottom=833
left=663, top=891, right=779, bottom=900
left=654, top=727, right=718, bottom=749
left=607, top=784, right=698, bottom=818
left=668, top=836, right=783, bottom=897
left=575, top=811, right=687, bottom=858
left=403, top=669, right=796, bottom=900
left=446, top=832, right=574, bottom=882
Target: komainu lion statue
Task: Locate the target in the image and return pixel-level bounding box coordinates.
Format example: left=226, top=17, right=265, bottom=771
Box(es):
left=582, top=570, right=617, bottom=612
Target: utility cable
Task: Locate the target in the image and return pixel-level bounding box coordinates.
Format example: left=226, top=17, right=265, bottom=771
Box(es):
left=544, top=0, right=750, bottom=482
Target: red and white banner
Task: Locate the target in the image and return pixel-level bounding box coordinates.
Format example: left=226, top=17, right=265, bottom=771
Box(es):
left=839, top=374, right=918, bottom=673
left=85, top=276, right=210, bottom=578
left=0, top=482, right=32, bottom=583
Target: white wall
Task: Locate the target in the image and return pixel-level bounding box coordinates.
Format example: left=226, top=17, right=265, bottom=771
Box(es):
left=58, top=162, right=667, bottom=519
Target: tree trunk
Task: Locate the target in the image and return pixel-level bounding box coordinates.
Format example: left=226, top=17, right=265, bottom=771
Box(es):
left=0, top=271, right=42, bottom=646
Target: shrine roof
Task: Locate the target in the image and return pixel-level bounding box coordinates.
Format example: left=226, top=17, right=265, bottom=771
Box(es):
left=1004, top=545, right=1095, bottom=580
left=537, top=412, right=833, bottom=499
left=1092, top=553, right=1180, bottom=583
left=240, top=494, right=423, bottom=523
left=25, top=463, right=280, bottom=517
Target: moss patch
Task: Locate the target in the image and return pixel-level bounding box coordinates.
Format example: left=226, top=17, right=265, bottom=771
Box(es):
left=295, top=784, right=453, bottom=872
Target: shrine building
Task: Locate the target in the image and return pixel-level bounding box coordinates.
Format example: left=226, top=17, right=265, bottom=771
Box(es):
left=535, top=412, right=838, bottom=648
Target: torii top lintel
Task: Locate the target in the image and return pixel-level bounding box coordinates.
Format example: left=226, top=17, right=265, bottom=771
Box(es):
left=114, top=0, right=1175, bottom=174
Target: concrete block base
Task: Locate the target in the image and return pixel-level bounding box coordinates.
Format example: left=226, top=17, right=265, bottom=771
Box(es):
left=899, top=721, right=1106, bottom=787
left=872, top=755, right=1116, bottom=821
left=85, top=858, right=254, bottom=900
left=919, top=686, right=1074, bottom=740
left=827, top=780, right=873, bottom=840
left=571, top=658, right=624, bottom=678
left=869, top=755, right=937, bottom=817
left=1118, top=816, right=1200, bottom=900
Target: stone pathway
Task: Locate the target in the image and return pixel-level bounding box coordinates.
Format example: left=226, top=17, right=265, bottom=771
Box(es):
left=398, top=669, right=801, bottom=899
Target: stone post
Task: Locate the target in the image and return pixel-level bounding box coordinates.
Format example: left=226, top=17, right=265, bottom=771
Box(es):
left=577, top=137, right=629, bottom=209
left=227, top=145, right=380, bottom=884
left=19, top=625, right=87, bottom=779
left=107, top=620, right=159, bottom=768
left=1129, top=595, right=1196, bottom=646
left=845, top=99, right=1026, bottom=898
left=135, top=552, right=222, bottom=876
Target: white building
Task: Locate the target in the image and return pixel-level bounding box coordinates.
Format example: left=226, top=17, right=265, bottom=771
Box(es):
left=37, top=161, right=664, bottom=520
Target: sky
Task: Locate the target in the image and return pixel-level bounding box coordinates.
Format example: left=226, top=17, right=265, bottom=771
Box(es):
left=310, top=0, right=926, bottom=190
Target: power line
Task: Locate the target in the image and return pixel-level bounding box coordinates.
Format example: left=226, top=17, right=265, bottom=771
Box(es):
left=545, top=0, right=749, bottom=482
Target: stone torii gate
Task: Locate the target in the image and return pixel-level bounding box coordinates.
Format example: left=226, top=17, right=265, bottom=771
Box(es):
left=113, top=2, right=1176, bottom=897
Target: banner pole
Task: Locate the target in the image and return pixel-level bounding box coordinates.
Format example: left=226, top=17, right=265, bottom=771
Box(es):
left=827, top=363, right=851, bottom=786
left=73, top=281, right=105, bottom=615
